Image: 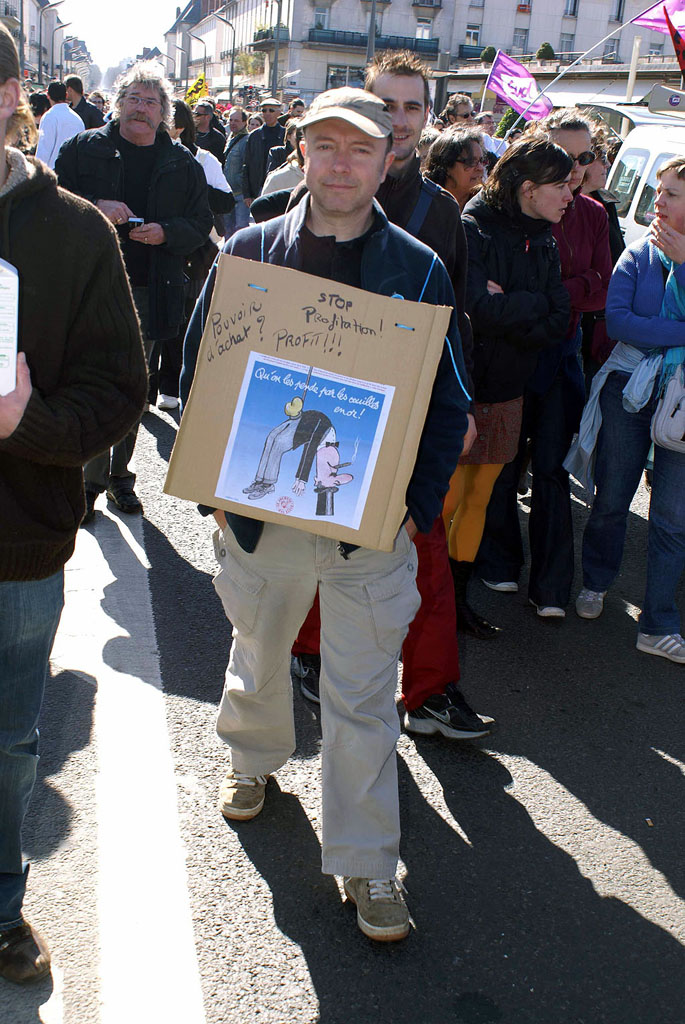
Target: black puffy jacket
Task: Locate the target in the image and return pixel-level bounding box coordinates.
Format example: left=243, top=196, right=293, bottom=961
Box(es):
left=462, top=193, right=570, bottom=404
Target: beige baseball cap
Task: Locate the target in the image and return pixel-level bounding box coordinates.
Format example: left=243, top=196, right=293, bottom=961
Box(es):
left=299, top=87, right=392, bottom=139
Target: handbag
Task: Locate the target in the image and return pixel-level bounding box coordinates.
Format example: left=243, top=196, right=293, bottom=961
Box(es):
left=650, top=364, right=685, bottom=452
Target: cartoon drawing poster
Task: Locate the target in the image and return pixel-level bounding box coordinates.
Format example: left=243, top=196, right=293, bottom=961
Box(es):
left=215, top=352, right=394, bottom=530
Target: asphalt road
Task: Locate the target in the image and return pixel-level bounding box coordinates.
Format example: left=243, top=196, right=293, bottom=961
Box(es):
left=2, top=405, right=684, bottom=1024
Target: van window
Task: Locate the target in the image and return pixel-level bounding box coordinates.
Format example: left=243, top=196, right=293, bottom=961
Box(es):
left=609, top=148, right=649, bottom=217
left=634, top=151, right=679, bottom=226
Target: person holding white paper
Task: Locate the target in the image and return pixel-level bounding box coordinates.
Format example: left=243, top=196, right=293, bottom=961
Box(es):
left=0, top=25, right=147, bottom=984
left=181, top=87, right=470, bottom=943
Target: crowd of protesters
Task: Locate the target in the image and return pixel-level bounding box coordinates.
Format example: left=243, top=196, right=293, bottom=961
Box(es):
left=1, top=22, right=683, bottom=985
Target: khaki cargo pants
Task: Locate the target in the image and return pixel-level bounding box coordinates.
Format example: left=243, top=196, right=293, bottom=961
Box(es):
left=213, top=521, right=420, bottom=878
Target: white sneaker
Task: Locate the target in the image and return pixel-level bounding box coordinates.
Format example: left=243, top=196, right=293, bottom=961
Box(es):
left=482, top=579, right=518, bottom=593
left=636, top=633, right=685, bottom=664
left=157, top=394, right=179, bottom=411
left=575, top=588, right=606, bottom=620
left=529, top=600, right=565, bottom=619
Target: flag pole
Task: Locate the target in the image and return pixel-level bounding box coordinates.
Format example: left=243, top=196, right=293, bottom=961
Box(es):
left=478, top=52, right=498, bottom=113
left=502, top=2, right=663, bottom=139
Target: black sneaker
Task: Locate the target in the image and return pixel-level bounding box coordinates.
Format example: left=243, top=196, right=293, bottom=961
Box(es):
left=404, top=683, right=493, bottom=740
left=106, top=486, right=143, bottom=514
left=291, top=654, right=321, bottom=704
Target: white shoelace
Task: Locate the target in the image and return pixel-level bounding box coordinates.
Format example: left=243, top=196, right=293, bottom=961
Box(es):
left=231, top=771, right=267, bottom=787
left=367, top=878, right=406, bottom=901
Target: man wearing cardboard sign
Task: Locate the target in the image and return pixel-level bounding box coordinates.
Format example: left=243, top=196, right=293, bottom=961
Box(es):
left=180, top=87, right=470, bottom=942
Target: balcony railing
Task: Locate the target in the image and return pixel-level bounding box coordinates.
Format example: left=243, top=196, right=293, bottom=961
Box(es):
left=253, top=25, right=290, bottom=43
left=307, top=28, right=439, bottom=56
left=458, top=43, right=483, bottom=58
left=0, top=3, right=19, bottom=19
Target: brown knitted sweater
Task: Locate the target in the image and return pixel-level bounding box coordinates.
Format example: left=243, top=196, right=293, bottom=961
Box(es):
left=0, top=150, right=147, bottom=581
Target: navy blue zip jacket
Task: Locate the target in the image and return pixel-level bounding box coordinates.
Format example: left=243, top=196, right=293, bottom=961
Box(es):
left=181, top=196, right=470, bottom=553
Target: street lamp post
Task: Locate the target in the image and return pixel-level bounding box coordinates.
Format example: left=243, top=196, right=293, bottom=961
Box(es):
left=38, top=0, right=65, bottom=85
left=214, top=11, right=236, bottom=103
left=172, top=43, right=189, bottom=95
left=187, top=30, right=207, bottom=85
left=51, top=21, right=71, bottom=78
left=59, top=35, right=74, bottom=79
left=270, top=0, right=284, bottom=98
left=366, top=0, right=378, bottom=62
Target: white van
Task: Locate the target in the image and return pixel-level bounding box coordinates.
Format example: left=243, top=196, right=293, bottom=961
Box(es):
left=607, top=123, right=685, bottom=245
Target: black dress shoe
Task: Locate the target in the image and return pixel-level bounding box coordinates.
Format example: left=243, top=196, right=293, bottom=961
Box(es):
left=81, top=489, right=97, bottom=525
left=0, top=921, right=51, bottom=985
left=106, top=486, right=143, bottom=514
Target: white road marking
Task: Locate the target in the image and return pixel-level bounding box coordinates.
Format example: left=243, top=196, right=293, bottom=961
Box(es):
left=51, top=508, right=206, bottom=1024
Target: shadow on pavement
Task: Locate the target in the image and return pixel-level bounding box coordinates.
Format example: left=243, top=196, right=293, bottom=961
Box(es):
left=23, top=669, right=96, bottom=861
left=0, top=972, right=54, bottom=1023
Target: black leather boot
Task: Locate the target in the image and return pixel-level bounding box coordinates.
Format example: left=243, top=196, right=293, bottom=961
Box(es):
left=450, top=559, right=501, bottom=639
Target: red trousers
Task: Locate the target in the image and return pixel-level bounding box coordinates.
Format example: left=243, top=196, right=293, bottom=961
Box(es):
left=292, top=517, right=461, bottom=711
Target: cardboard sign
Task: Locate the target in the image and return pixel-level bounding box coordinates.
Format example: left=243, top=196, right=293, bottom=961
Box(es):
left=165, top=254, right=451, bottom=551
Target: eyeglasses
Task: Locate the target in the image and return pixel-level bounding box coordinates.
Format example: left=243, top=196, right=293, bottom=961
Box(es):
left=261, top=107, right=279, bottom=114
left=125, top=95, right=161, bottom=110
left=572, top=150, right=596, bottom=166
left=459, top=111, right=476, bottom=119
left=455, top=157, right=488, bottom=169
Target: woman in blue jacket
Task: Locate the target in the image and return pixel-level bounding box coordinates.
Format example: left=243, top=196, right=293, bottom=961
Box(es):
left=567, top=157, right=685, bottom=663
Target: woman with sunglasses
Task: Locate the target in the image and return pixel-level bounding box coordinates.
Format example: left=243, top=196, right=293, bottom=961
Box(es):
left=476, top=111, right=612, bottom=619
left=424, top=128, right=488, bottom=210
left=441, top=135, right=572, bottom=636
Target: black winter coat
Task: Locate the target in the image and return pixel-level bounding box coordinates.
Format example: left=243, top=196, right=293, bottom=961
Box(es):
left=242, top=122, right=285, bottom=199
left=462, top=194, right=570, bottom=404
left=55, top=122, right=213, bottom=341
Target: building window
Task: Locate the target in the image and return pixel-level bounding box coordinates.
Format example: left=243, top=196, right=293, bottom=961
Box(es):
left=603, top=38, right=619, bottom=60
left=512, top=27, right=529, bottom=52
left=609, top=0, right=625, bottom=22
left=313, top=6, right=329, bottom=29
left=327, top=64, right=365, bottom=89
left=559, top=32, right=575, bottom=52
left=416, top=18, right=432, bottom=40
left=649, top=41, right=665, bottom=56
left=564, top=0, right=578, bottom=15
left=469, top=0, right=485, bottom=6
left=465, top=23, right=481, bottom=46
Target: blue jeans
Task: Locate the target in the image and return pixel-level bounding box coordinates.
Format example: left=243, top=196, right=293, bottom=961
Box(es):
left=582, top=371, right=685, bottom=635
left=0, top=571, right=64, bottom=927
left=223, top=197, right=251, bottom=239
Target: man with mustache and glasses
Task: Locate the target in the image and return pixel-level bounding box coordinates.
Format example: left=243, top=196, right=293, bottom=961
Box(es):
left=56, top=62, right=212, bottom=521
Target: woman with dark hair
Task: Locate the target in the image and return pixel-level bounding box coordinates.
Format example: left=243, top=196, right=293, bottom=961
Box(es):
left=477, top=110, right=612, bottom=619
left=442, top=135, right=573, bottom=635
left=424, top=127, right=488, bottom=210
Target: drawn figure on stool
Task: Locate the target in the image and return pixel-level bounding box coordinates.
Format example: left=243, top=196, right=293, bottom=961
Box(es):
left=314, top=436, right=354, bottom=516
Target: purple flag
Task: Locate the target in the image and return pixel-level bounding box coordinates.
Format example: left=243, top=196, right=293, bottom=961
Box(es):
left=485, top=51, right=553, bottom=121
left=632, top=0, right=685, bottom=33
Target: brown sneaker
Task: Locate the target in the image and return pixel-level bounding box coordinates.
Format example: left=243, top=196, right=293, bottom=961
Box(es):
left=343, top=877, right=410, bottom=942
left=218, top=769, right=269, bottom=821
left=0, top=921, right=51, bottom=984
